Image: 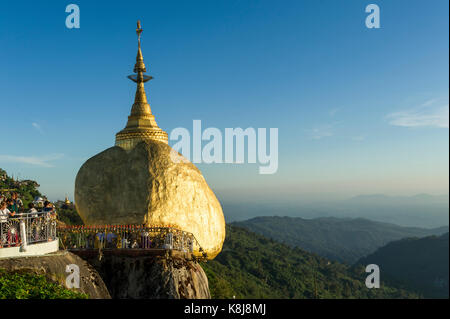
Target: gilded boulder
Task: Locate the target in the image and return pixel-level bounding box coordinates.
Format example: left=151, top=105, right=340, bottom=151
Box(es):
left=74, top=140, right=226, bottom=259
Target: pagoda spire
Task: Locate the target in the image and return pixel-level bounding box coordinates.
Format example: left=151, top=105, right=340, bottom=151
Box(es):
left=129, top=20, right=150, bottom=106
left=115, top=20, right=168, bottom=150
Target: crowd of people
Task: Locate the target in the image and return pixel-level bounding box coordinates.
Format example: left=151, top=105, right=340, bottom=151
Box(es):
left=1, top=192, right=59, bottom=247
left=0, top=192, right=57, bottom=224
left=0, top=192, right=22, bottom=222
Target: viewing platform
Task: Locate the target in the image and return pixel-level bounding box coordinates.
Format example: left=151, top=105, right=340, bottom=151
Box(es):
left=1, top=214, right=207, bottom=261
left=0, top=212, right=58, bottom=259
left=58, top=225, right=208, bottom=261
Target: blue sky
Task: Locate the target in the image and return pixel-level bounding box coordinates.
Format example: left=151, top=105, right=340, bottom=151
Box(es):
left=0, top=0, right=448, bottom=202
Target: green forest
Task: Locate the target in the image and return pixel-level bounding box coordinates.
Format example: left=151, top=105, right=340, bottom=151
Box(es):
left=234, top=216, right=448, bottom=264
left=201, top=225, right=417, bottom=299
left=358, top=233, right=449, bottom=298
left=0, top=168, right=42, bottom=209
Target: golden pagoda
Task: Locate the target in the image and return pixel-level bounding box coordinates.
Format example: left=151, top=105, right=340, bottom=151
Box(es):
left=115, top=21, right=168, bottom=150
left=74, top=21, right=226, bottom=259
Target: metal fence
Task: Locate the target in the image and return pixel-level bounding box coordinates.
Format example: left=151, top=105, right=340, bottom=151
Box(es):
left=1, top=215, right=208, bottom=260
left=0, top=212, right=57, bottom=248
left=57, top=225, right=207, bottom=259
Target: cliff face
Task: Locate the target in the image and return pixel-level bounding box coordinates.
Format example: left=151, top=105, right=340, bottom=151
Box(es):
left=0, top=251, right=110, bottom=299
left=0, top=250, right=211, bottom=299
left=80, top=253, right=210, bottom=299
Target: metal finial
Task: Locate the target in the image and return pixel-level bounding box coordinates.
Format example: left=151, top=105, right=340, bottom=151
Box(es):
left=136, top=20, right=143, bottom=45
left=129, top=20, right=151, bottom=83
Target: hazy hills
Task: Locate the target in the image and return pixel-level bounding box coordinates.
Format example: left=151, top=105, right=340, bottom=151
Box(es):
left=339, top=194, right=449, bottom=228
left=233, top=216, right=448, bottom=264
left=202, top=225, right=418, bottom=299
left=358, top=233, right=449, bottom=298
left=348, top=193, right=449, bottom=204
left=223, top=193, right=449, bottom=228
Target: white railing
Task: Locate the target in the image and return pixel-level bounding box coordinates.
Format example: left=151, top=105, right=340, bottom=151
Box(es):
left=0, top=212, right=57, bottom=249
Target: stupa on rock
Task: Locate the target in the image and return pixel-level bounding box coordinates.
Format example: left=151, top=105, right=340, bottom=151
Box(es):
left=74, top=21, right=226, bottom=259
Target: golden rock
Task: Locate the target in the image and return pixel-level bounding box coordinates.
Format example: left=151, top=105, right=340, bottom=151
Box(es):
left=75, top=141, right=226, bottom=259
left=74, top=21, right=226, bottom=259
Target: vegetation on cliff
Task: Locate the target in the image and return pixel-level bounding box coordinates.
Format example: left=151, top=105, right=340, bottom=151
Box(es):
left=57, top=206, right=84, bottom=225
left=0, top=168, right=41, bottom=209
left=0, top=269, right=88, bottom=299
left=0, top=168, right=81, bottom=225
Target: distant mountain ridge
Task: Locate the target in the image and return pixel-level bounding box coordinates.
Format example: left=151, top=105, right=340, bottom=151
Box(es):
left=223, top=193, right=449, bottom=228
left=347, top=193, right=449, bottom=204
left=357, top=233, right=449, bottom=298
left=233, top=216, right=449, bottom=264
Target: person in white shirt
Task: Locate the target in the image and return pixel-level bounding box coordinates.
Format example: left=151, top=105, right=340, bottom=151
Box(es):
left=0, top=201, right=11, bottom=223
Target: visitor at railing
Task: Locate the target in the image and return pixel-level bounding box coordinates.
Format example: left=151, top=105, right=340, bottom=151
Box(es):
left=42, top=201, right=57, bottom=219
left=0, top=210, right=57, bottom=248
left=27, top=203, right=39, bottom=217
left=0, top=201, right=11, bottom=222
left=0, top=201, right=20, bottom=247
left=6, top=199, right=17, bottom=217
left=141, top=227, right=151, bottom=249
left=6, top=192, right=22, bottom=215
left=0, top=192, right=23, bottom=212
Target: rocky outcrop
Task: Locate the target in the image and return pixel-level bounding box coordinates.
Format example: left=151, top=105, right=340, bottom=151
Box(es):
left=75, top=140, right=226, bottom=259
left=79, top=252, right=210, bottom=299
left=0, top=251, right=111, bottom=299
